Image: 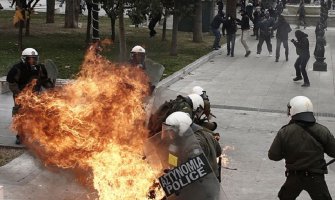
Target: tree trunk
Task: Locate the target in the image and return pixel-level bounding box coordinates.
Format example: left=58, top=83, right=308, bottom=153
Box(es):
left=86, top=3, right=92, bottom=44
left=210, top=0, right=216, bottom=22
left=226, top=0, right=237, bottom=18
left=92, top=0, right=99, bottom=42
left=46, top=0, right=55, bottom=23
left=118, top=5, right=127, bottom=61
left=161, top=16, right=167, bottom=41
left=25, top=10, right=31, bottom=36
left=65, top=0, right=80, bottom=28
left=17, top=0, right=26, bottom=51
left=111, top=17, right=116, bottom=42
left=193, top=0, right=203, bottom=42
left=170, top=14, right=180, bottom=56
left=26, top=0, right=41, bottom=36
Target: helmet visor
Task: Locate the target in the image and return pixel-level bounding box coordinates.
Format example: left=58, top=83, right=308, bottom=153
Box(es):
left=26, top=56, right=38, bottom=66
left=161, top=123, right=179, bottom=141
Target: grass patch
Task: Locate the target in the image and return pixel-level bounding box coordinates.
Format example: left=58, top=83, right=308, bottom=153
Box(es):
left=0, top=147, right=25, bottom=166
left=0, top=10, right=218, bottom=79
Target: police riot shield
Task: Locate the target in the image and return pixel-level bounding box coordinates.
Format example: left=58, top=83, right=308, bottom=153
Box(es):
left=144, top=58, right=165, bottom=88
left=149, top=87, right=187, bottom=115
left=145, top=87, right=188, bottom=137
left=44, top=59, right=59, bottom=86
left=144, top=128, right=228, bottom=200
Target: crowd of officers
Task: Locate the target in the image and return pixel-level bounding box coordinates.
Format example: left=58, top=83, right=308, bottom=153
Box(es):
left=6, top=44, right=335, bottom=199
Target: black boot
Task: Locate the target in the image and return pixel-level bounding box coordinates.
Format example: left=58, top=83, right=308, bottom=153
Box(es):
left=15, top=135, right=21, bottom=145
left=293, top=76, right=302, bottom=81
left=301, top=82, right=310, bottom=87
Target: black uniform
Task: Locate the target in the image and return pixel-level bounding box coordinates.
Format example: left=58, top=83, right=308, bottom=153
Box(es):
left=269, top=120, right=335, bottom=200
left=192, top=124, right=222, bottom=178
left=7, top=61, right=52, bottom=144
left=6, top=61, right=51, bottom=98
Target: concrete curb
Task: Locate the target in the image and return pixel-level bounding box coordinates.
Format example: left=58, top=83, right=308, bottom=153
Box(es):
left=157, top=48, right=224, bottom=89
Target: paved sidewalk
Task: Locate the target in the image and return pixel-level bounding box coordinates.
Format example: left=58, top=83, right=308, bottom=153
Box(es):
left=164, top=26, right=335, bottom=200
left=1, top=26, right=335, bottom=199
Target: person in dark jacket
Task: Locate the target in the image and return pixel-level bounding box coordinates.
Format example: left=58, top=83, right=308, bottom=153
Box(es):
left=296, top=0, right=306, bottom=29
left=237, top=10, right=251, bottom=57
left=269, top=96, right=335, bottom=200
left=222, top=14, right=237, bottom=57
left=148, top=11, right=162, bottom=38
left=6, top=48, right=54, bottom=145
left=251, top=6, right=262, bottom=40
left=291, top=30, right=310, bottom=87
left=245, top=2, right=254, bottom=19
left=211, top=11, right=225, bottom=50
left=256, top=12, right=274, bottom=57
left=273, top=15, right=291, bottom=62
left=276, top=0, right=284, bottom=16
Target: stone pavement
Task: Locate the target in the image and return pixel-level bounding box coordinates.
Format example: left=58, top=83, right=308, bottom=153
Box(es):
left=1, top=25, right=335, bottom=199
left=162, top=26, right=335, bottom=200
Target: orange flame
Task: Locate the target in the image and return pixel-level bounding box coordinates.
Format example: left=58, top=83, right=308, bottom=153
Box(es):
left=12, top=44, right=164, bottom=199
left=221, top=145, right=235, bottom=167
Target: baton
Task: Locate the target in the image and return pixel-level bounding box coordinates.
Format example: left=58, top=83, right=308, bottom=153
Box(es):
left=218, top=156, right=222, bottom=183
left=323, top=158, right=335, bottom=168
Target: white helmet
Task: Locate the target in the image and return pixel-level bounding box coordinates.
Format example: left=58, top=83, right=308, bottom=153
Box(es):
left=287, top=96, right=315, bottom=122
left=165, top=111, right=192, bottom=136
left=130, top=45, right=146, bottom=67
left=192, top=86, right=204, bottom=96
left=21, top=48, right=39, bottom=63
left=131, top=45, right=146, bottom=53
left=187, top=93, right=204, bottom=111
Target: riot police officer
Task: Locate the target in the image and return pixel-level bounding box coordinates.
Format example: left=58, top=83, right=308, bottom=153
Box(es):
left=268, top=96, right=335, bottom=200
left=129, top=45, right=146, bottom=69
left=148, top=93, right=204, bottom=137
left=7, top=48, right=53, bottom=144
left=160, top=111, right=222, bottom=199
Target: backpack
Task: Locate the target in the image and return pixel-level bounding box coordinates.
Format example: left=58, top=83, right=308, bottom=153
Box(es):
left=147, top=95, right=192, bottom=137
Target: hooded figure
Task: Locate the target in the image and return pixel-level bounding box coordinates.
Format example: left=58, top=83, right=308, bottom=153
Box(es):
left=268, top=96, right=335, bottom=200
left=291, top=30, right=310, bottom=87
left=272, top=15, right=291, bottom=62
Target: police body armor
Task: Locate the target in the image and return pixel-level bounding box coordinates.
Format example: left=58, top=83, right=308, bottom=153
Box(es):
left=144, top=128, right=228, bottom=200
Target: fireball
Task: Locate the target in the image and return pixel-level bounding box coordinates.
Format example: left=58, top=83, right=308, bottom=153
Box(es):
left=12, top=44, right=164, bottom=199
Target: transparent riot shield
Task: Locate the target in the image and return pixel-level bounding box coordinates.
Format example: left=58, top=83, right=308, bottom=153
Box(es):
left=150, top=87, right=187, bottom=114
left=144, top=128, right=228, bottom=200
left=44, top=59, right=59, bottom=86
left=146, top=87, right=188, bottom=137
left=144, top=58, right=165, bottom=88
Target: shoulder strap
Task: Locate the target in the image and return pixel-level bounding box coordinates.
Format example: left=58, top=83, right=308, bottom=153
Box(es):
left=296, top=123, right=324, bottom=150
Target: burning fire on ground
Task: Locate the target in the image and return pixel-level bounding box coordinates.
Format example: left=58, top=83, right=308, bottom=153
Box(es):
left=220, top=146, right=235, bottom=168
left=12, top=43, right=164, bottom=199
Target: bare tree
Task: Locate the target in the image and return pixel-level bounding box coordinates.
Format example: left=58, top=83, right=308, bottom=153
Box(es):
left=65, top=0, right=81, bottom=28
left=193, top=0, right=202, bottom=42
left=100, top=0, right=118, bottom=42
left=25, top=0, right=41, bottom=36
left=85, top=0, right=93, bottom=43
left=118, top=2, right=127, bottom=61
left=170, top=0, right=196, bottom=56
left=46, top=0, right=55, bottom=23
left=226, top=0, right=237, bottom=18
